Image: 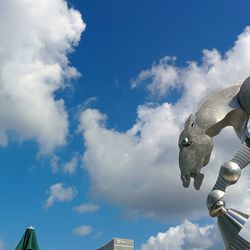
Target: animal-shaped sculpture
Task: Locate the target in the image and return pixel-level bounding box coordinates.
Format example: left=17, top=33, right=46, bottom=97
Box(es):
left=178, top=76, right=250, bottom=248
left=179, top=79, right=249, bottom=191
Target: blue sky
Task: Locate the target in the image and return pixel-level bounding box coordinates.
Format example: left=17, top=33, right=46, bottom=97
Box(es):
left=1, top=0, right=250, bottom=249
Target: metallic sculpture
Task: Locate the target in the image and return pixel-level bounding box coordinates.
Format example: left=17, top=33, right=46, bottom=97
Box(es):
left=178, top=76, right=250, bottom=249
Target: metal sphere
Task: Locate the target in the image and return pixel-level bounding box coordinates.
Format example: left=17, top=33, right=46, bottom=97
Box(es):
left=220, top=161, right=241, bottom=184
left=206, top=189, right=225, bottom=210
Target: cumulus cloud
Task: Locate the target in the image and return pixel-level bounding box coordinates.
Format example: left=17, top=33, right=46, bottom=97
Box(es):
left=141, top=220, right=222, bottom=250
left=73, top=203, right=99, bottom=213
left=0, top=0, right=85, bottom=154
left=132, top=27, right=250, bottom=100
left=79, top=27, right=250, bottom=220
left=72, top=225, right=92, bottom=236
left=50, top=155, right=60, bottom=173
left=63, top=153, right=80, bottom=174
left=131, top=56, right=179, bottom=97
left=45, top=182, right=77, bottom=208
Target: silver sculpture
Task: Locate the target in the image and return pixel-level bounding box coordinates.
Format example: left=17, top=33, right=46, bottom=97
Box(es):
left=178, top=76, right=250, bottom=249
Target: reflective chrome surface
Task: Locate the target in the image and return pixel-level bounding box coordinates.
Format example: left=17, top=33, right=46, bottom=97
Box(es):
left=195, top=83, right=247, bottom=139
left=206, top=189, right=225, bottom=217
left=220, top=161, right=241, bottom=184
left=238, top=76, right=250, bottom=116
left=218, top=209, right=250, bottom=249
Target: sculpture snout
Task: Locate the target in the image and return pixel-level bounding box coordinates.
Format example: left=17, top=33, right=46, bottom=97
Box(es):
left=181, top=170, right=204, bottom=190
left=181, top=172, right=191, bottom=188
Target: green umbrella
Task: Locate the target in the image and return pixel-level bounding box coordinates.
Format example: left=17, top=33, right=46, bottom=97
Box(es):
left=15, top=226, right=40, bottom=250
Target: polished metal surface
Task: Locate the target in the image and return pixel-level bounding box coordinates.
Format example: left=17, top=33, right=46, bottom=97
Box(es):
left=220, top=161, right=241, bottom=184
left=206, top=190, right=225, bottom=217
left=209, top=161, right=241, bottom=196
left=239, top=217, right=250, bottom=242
left=207, top=190, right=225, bottom=210
left=178, top=76, right=250, bottom=247
left=195, top=83, right=247, bottom=138
left=232, top=143, right=250, bottom=169
left=238, top=76, right=250, bottom=116
left=218, top=209, right=249, bottom=249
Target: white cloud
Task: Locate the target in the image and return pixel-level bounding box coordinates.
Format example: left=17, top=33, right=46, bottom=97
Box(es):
left=141, top=220, right=222, bottom=250
left=0, top=0, right=85, bottom=154
left=73, top=203, right=99, bottom=213
left=72, top=225, right=92, bottom=236
left=63, top=154, right=80, bottom=174
left=131, top=56, right=179, bottom=97
left=45, top=183, right=77, bottom=208
left=50, top=155, right=59, bottom=173
left=132, top=27, right=250, bottom=100
left=79, top=27, right=250, bottom=220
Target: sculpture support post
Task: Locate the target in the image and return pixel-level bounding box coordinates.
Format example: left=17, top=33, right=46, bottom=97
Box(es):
left=207, top=191, right=250, bottom=248
left=216, top=206, right=250, bottom=249
left=206, top=147, right=250, bottom=248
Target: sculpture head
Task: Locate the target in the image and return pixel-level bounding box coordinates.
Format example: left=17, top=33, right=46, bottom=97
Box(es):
left=178, top=114, right=213, bottom=190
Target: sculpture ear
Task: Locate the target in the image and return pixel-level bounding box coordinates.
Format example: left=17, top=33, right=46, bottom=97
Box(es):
left=185, top=114, right=195, bottom=128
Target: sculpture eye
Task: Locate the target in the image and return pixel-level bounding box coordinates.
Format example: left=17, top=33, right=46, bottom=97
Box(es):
left=182, top=137, right=192, bottom=147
